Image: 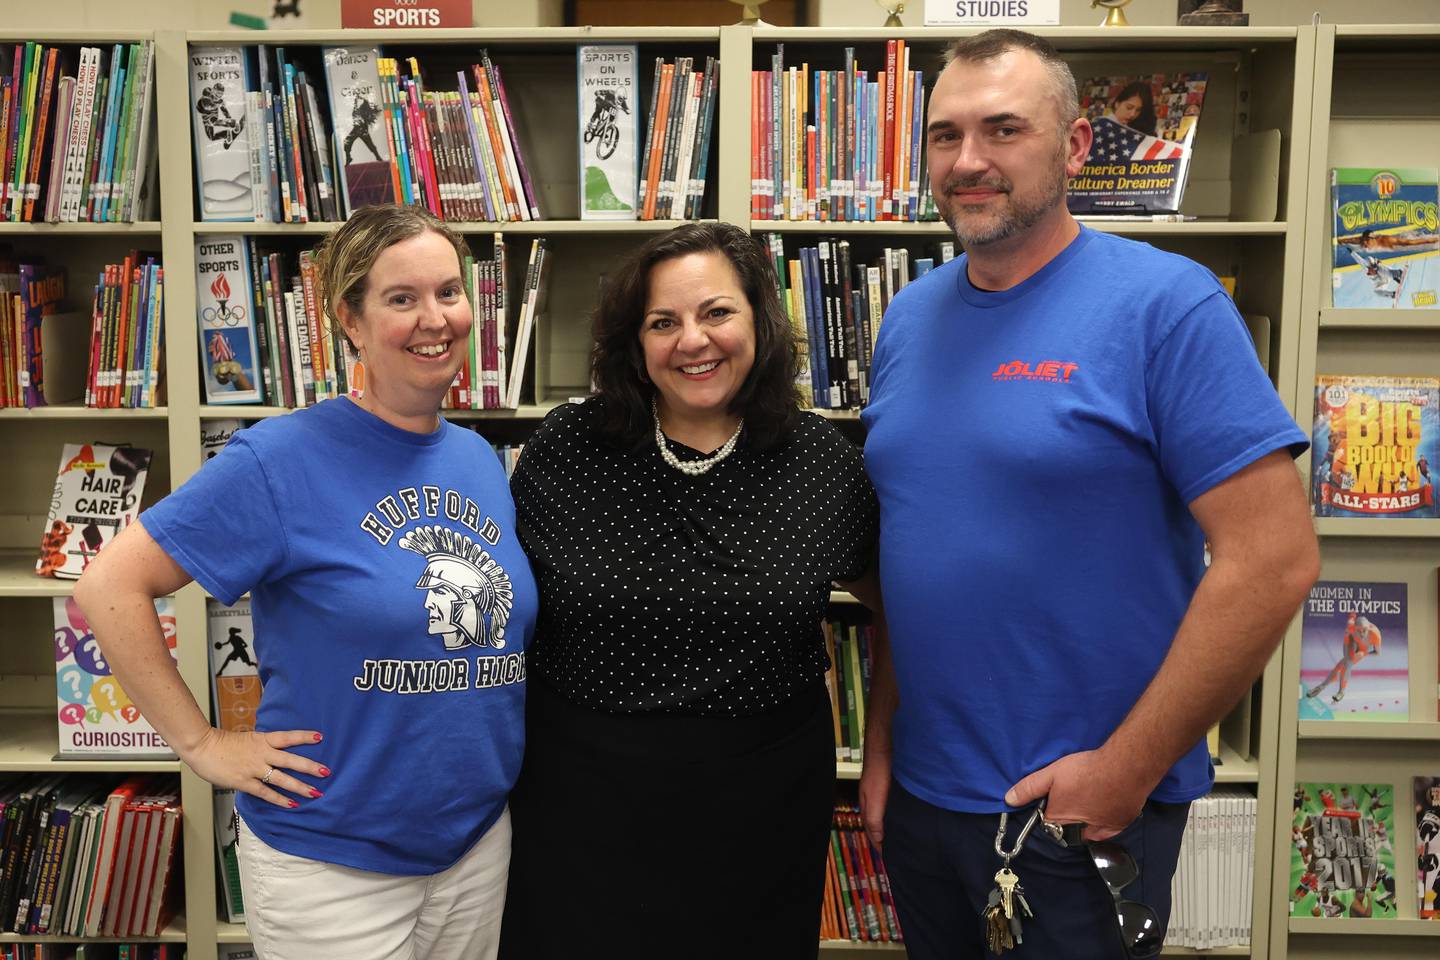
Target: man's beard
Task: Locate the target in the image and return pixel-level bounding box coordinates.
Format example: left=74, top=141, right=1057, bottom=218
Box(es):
left=938, top=151, right=1069, bottom=249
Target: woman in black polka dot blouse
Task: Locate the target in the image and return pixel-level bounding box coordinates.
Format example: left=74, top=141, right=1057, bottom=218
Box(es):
left=498, top=223, right=882, bottom=957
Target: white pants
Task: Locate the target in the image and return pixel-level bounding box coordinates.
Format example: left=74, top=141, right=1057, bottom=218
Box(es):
left=236, top=808, right=510, bottom=960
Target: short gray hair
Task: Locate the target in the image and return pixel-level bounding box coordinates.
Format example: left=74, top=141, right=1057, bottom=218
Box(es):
left=944, top=29, right=1079, bottom=127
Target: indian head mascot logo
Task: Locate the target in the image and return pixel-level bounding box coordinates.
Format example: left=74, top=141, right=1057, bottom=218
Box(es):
left=398, top=525, right=513, bottom=650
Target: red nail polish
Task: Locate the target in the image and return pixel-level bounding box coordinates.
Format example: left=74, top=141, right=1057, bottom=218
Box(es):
left=318, top=766, right=331, bottom=778
left=289, top=800, right=300, bottom=808
left=313, top=733, right=323, bottom=743
left=310, top=789, right=324, bottom=799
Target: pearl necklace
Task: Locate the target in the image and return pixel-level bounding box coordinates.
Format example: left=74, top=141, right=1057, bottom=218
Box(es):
left=652, top=398, right=743, bottom=477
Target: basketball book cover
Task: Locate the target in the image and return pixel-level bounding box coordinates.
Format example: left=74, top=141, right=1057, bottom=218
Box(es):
left=1298, top=581, right=1407, bottom=720
left=1311, top=375, right=1439, bottom=519
left=1290, top=782, right=1397, bottom=918
left=207, top=598, right=261, bottom=734
left=1331, top=168, right=1439, bottom=309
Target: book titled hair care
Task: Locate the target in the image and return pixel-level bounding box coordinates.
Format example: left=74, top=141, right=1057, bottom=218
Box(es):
left=35, top=442, right=152, bottom=579
left=578, top=45, right=638, bottom=220
left=54, top=596, right=177, bottom=758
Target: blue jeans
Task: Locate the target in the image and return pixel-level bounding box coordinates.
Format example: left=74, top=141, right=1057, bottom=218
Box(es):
left=882, top=780, right=1190, bottom=959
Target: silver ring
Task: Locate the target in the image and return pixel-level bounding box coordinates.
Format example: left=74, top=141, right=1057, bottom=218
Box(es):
left=260, top=767, right=276, bottom=785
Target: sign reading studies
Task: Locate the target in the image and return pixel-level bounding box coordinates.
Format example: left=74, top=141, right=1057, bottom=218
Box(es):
left=925, top=0, right=1060, bottom=25
left=341, top=0, right=472, bottom=29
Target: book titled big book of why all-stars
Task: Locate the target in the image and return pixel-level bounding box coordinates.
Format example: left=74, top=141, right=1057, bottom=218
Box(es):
left=1298, top=581, right=1407, bottom=721
left=1331, top=168, right=1439, bottom=309
left=1311, top=375, right=1439, bottom=518
left=1290, top=783, right=1397, bottom=918
left=54, top=596, right=178, bottom=758
left=1068, top=72, right=1207, bottom=215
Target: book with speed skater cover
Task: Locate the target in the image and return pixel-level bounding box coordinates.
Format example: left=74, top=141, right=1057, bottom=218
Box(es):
left=1298, top=581, right=1407, bottom=721
left=1331, top=168, right=1439, bottom=309
left=1311, top=375, right=1439, bottom=518
left=1417, top=777, right=1440, bottom=919
left=1290, top=783, right=1397, bottom=919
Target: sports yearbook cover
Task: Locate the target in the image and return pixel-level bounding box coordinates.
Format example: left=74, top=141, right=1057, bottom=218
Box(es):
left=1291, top=782, right=1397, bottom=919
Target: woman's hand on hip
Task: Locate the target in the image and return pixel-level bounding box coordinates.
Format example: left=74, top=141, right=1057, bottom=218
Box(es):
left=185, top=727, right=331, bottom=808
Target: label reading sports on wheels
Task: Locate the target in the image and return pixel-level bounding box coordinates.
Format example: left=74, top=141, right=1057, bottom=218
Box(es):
left=196, top=234, right=263, bottom=404
left=578, top=45, right=638, bottom=221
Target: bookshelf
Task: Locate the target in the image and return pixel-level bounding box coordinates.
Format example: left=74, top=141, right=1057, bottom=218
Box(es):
left=8, top=20, right=1432, bottom=960
left=1269, top=22, right=1440, bottom=960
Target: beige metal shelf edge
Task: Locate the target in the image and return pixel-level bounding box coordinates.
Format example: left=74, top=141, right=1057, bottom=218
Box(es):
left=0, top=916, right=187, bottom=944
left=0, top=550, right=73, bottom=596
left=192, top=219, right=719, bottom=235
left=751, top=26, right=1297, bottom=46
left=1288, top=917, right=1440, bottom=936
left=1318, top=309, right=1440, bottom=330
left=0, top=222, right=162, bottom=235
left=754, top=221, right=1289, bottom=237
left=0, top=710, right=181, bottom=773
left=0, top=405, right=167, bottom=420
left=1314, top=518, right=1440, bottom=538
left=187, top=27, right=722, bottom=45
left=1297, top=720, right=1440, bottom=740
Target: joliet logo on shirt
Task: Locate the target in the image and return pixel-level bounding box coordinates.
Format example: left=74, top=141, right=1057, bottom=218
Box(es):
left=992, top=359, right=1080, bottom=383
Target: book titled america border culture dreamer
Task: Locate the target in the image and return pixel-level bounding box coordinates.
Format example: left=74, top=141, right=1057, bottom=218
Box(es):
left=1312, top=375, right=1439, bottom=519
left=1290, top=782, right=1397, bottom=919
left=1298, top=581, right=1407, bottom=721
left=1069, top=72, right=1208, bottom=215
left=55, top=596, right=178, bottom=758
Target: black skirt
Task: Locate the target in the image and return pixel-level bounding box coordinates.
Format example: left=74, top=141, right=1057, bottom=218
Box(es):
left=499, top=678, right=836, bottom=959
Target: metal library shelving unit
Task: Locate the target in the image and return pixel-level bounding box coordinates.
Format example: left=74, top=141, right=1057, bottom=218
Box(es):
left=11, top=20, right=1433, bottom=960
left=1269, top=22, right=1440, bottom=960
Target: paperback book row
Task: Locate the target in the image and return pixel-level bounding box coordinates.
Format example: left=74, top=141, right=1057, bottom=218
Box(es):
left=824, top=618, right=877, bottom=762
left=1166, top=787, right=1256, bottom=950
left=577, top=47, right=718, bottom=222
left=0, top=774, right=182, bottom=939
left=1330, top=167, right=1439, bottom=310
left=0, top=253, right=164, bottom=410
left=191, top=45, right=540, bottom=224
left=0, top=41, right=157, bottom=224
left=821, top=803, right=902, bottom=944
left=763, top=233, right=954, bottom=411
left=1290, top=779, right=1440, bottom=920
left=1311, top=375, right=1438, bottom=519
left=752, top=42, right=936, bottom=224
left=1296, top=577, right=1440, bottom=722
left=0, top=947, right=178, bottom=960
left=198, top=232, right=548, bottom=410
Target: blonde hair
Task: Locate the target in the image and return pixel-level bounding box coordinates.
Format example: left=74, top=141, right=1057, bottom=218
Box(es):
left=312, top=204, right=471, bottom=346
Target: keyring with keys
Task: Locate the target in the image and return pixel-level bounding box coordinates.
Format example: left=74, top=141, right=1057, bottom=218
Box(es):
left=983, top=799, right=1043, bottom=953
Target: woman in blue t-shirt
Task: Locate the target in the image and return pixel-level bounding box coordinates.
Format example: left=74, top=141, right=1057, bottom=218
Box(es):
left=75, top=205, right=537, bottom=960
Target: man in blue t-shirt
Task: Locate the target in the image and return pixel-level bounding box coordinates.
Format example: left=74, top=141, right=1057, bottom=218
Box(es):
left=857, top=29, right=1318, bottom=959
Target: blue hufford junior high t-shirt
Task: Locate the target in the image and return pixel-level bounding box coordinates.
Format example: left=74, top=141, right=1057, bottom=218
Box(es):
left=142, top=398, right=536, bottom=874
left=862, top=227, right=1307, bottom=813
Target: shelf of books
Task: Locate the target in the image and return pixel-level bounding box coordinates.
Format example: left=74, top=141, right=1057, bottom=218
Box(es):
left=1269, top=23, right=1440, bottom=959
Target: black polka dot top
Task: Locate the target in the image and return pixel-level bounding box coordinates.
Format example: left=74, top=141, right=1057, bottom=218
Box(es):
left=510, top=399, right=878, bottom=716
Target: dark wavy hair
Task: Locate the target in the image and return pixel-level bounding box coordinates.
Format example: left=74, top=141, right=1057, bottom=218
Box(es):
left=590, top=222, right=802, bottom=451
left=1110, top=81, right=1157, bottom=137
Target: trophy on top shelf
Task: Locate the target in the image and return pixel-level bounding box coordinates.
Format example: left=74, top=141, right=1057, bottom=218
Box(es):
left=875, top=0, right=906, bottom=27
left=728, top=0, right=771, bottom=25
left=1178, top=0, right=1249, bottom=26
left=1093, top=0, right=1134, bottom=27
